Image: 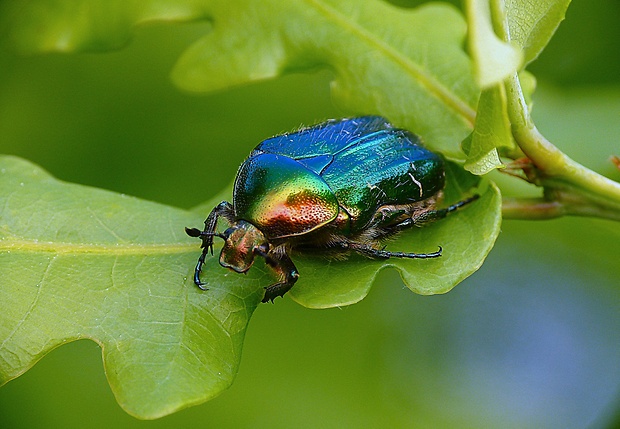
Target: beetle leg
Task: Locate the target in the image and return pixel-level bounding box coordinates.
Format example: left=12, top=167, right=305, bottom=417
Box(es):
left=349, top=242, right=442, bottom=259
left=201, top=201, right=235, bottom=255
left=185, top=201, right=235, bottom=288
left=256, top=248, right=299, bottom=303
left=349, top=195, right=478, bottom=260
left=411, top=194, right=479, bottom=225
left=192, top=252, right=209, bottom=290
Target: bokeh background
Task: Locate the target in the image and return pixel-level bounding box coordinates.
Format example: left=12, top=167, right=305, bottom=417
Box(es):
left=1, top=1, right=619, bottom=427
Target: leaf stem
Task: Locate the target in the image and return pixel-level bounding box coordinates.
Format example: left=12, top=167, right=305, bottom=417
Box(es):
left=501, top=197, right=563, bottom=219
left=502, top=194, right=620, bottom=221
left=502, top=73, right=620, bottom=221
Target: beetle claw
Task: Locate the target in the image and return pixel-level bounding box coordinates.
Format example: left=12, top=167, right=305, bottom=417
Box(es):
left=196, top=283, right=208, bottom=291
left=185, top=227, right=202, bottom=237
left=261, top=284, right=289, bottom=303
left=261, top=286, right=279, bottom=303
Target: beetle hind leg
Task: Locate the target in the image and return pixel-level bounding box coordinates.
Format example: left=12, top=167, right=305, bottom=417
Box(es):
left=349, top=242, right=442, bottom=259
left=345, top=194, right=479, bottom=261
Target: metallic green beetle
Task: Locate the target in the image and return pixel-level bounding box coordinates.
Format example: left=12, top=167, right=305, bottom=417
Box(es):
left=186, top=116, right=477, bottom=302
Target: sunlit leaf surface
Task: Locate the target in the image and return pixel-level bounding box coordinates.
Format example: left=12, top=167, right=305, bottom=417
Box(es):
left=0, top=0, right=509, bottom=418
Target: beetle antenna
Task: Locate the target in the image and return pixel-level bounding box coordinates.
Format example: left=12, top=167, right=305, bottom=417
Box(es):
left=185, top=227, right=226, bottom=240
left=207, top=232, right=227, bottom=239
left=185, top=227, right=202, bottom=237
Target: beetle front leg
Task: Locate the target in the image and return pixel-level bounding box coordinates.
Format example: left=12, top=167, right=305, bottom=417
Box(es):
left=201, top=201, right=235, bottom=254
left=256, top=248, right=299, bottom=303
left=191, top=251, right=209, bottom=290
left=185, top=201, right=235, bottom=288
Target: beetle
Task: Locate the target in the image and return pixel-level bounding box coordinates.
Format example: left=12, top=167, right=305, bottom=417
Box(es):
left=186, top=116, right=478, bottom=303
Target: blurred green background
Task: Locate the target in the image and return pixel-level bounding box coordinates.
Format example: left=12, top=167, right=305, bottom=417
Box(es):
left=1, top=1, right=619, bottom=428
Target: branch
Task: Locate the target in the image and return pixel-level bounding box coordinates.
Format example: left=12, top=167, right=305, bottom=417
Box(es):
left=501, top=73, right=620, bottom=221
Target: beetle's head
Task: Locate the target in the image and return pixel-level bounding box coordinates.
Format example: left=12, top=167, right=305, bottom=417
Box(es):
left=219, top=220, right=268, bottom=273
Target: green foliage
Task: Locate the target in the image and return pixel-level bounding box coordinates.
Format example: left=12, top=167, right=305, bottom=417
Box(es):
left=464, top=0, right=571, bottom=173
left=172, top=1, right=479, bottom=159
left=466, top=0, right=523, bottom=88
left=2, top=0, right=616, bottom=422
left=0, top=153, right=500, bottom=418
left=0, top=156, right=261, bottom=417
left=504, top=0, right=573, bottom=66
left=1, top=0, right=478, bottom=157
left=0, top=0, right=206, bottom=52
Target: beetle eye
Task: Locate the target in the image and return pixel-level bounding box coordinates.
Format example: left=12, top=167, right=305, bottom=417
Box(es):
left=222, top=227, right=235, bottom=240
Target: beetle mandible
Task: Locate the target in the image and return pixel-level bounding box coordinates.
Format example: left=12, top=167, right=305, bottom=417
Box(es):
left=185, top=116, right=478, bottom=303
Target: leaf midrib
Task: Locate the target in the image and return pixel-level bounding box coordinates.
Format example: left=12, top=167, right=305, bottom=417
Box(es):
left=306, top=0, right=476, bottom=126
left=0, top=238, right=193, bottom=255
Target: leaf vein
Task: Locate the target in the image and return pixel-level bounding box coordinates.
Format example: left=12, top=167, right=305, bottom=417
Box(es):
left=306, top=0, right=476, bottom=124
left=0, top=255, right=56, bottom=351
